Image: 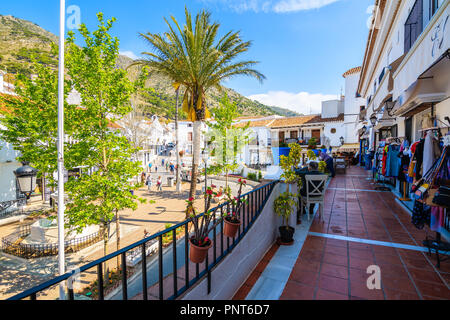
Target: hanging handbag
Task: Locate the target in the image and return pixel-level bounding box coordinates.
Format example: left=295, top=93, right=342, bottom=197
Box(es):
left=432, top=186, right=450, bottom=208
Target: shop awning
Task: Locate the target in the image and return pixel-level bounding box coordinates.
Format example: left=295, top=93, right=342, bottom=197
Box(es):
left=393, top=49, right=450, bottom=117
left=338, top=143, right=360, bottom=152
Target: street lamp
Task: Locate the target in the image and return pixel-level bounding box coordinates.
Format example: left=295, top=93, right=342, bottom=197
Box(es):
left=14, top=161, right=38, bottom=200
left=370, top=113, right=377, bottom=126
left=339, top=136, right=345, bottom=146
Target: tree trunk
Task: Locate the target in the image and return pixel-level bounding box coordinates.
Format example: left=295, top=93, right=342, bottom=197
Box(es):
left=102, top=222, right=110, bottom=283
left=188, top=120, right=202, bottom=218
left=115, top=209, right=120, bottom=269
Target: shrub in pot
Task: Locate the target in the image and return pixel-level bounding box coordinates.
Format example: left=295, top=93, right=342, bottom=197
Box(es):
left=276, top=143, right=303, bottom=243
left=274, top=191, right=297, bottom=243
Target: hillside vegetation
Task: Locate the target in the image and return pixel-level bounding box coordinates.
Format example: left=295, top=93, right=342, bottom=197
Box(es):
left=0, top=14, right=299, bottom=119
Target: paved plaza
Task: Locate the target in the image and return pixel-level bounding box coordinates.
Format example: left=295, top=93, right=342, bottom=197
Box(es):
left=234, top=166, right=450, bottom=300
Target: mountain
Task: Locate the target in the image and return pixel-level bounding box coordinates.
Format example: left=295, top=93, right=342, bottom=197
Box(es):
left=0, top=14, right=299, bottom=119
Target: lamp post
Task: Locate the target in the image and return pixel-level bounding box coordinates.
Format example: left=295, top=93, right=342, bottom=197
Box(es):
left=14, top=161, right=38, bottom=201
left=57, top=0, right=66, bottom=300
left=370, top=113, right=377, bottom=127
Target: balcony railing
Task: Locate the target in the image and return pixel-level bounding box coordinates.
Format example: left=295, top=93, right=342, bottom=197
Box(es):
left=8, top=180, right=278, bottom=300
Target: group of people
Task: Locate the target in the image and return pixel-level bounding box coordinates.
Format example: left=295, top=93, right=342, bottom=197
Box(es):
left=147, top=158, right=176, bottom=174
left=141, top=172, right=163, bottom=192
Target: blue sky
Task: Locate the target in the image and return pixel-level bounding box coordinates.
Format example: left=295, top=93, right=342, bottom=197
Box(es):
left=1, top=0, right=374, bottom=114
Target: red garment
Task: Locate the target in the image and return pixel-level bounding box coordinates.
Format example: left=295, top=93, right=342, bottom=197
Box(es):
left=382, top=146, right=388, bottom=176
left=410, top=141, right=420, bottom=154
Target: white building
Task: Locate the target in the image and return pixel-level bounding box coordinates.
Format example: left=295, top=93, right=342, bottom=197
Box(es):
left=358, top=0, right=449, bottom=149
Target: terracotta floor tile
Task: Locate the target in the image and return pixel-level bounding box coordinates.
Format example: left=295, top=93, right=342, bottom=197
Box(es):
left=320, top=263, right=349, bottom=280
left=350, top=283, right=384, bottom=300
left=349, top=256, right=375, bottom=271
left=381, top=275, right=417, bottom=294
left=384, top=288, right=421, bottom=300
left=245, top=270, right=262, bottom=287
left=317, top=274, right=349, bottom=295
left=316, top=289, right=349, bottom=300
left=415, top=280, right=450, bottom=299
left=232, top=284, right=252, bottom=300
left=324, top=244, right=348, bottom=257
left=289, top=269, right=319, bottom=287
left=407, top=268, right=446, bottom=285
left=280, top=281, right=315, bottom=300
left=294, top=258, right=320, bottom=272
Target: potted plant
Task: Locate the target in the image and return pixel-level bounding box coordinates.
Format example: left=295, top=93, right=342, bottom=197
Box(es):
left=275, top=143, right=303, bottom=244
left=185, top=185, right=223, bottom=263
left=274, top=191, right=297, bottom=243
left=222, top=178, right=247, bottom=238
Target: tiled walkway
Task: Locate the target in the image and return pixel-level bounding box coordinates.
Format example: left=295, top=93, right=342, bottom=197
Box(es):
left=237, top=166, right=450, bottom=300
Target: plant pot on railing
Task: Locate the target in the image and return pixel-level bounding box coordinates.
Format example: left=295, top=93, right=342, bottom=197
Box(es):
left=223, top=216, right=241, bottom=238
left=189, top=237, right=213, bottom=264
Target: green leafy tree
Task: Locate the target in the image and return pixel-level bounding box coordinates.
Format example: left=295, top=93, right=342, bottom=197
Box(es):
left=133, top=7, right=265, bottom=202
left=64, top=13, right=146, bottom=263
left=206, top=94, right=250, bottom=191
left=0, top=51, right=83, bottom=190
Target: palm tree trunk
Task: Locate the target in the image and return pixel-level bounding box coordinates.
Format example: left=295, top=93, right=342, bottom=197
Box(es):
left=188, top=120, right=202, bottom=217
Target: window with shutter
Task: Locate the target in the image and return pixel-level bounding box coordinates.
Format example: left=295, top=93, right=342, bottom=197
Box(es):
left=404, top=0, right=424, bottom=54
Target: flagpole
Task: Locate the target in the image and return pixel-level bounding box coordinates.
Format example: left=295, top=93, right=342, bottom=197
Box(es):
left=57, top=0, right=66, bottom=300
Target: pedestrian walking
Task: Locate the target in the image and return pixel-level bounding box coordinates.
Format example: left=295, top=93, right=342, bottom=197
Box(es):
left=141, top=171, right=146, bottom=184
left=162, top=158, right=165, bottom=166
left=156, top=176, right=163, bottom=191
left=148, top=162, right=152, bottom=173
left=146, top=175, right=153, bottom=192
left=155, top=166, right=158, bottom=172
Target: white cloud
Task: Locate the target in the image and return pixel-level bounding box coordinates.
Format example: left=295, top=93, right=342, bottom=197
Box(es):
left=273, top=0, right=340, bottom=13
left=199, top=0, right=341, bottom=13
left=119, top=50, right=139, bottom=60
left=248, top=91, right=339, bottom=114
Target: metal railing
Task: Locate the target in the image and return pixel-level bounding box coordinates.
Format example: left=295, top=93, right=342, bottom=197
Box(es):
left=8, top=180, right=278, bottom=300
left=1, top=225, right=104, bottom=259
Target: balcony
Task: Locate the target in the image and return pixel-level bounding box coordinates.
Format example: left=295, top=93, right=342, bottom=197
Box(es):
left=6, top=166, right=450, bottom=300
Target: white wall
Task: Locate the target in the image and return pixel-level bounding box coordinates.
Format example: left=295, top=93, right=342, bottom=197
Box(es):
left=321, top=99, right=343, bottom=118
left=344, top=72, right=366, bottom=144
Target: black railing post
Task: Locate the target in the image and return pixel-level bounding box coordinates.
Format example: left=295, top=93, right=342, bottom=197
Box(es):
left=172, top=229, right=178, bottom=296
left=122, top=252, right=128, bottom=300
left=158, top=235, right=163, bottom=300
left=141, top=242, right=148, bottom=300
left=97, top=264, right=104, bottom=300
left=185, top=224, right=189, bottom=290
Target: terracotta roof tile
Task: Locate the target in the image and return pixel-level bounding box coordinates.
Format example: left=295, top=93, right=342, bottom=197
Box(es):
left=269, top=115, right=318, bottom=128
left=342, top=66, right=362, bottom=78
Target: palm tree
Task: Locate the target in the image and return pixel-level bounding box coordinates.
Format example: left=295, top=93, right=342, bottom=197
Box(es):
left=134, top=7, right=265, bottom=211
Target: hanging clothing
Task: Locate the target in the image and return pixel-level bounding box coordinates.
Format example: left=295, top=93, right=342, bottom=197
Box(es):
left=430, top=206, right=446, bottom=233
left=413, top=139, right=425, bottom=179
left=422, top=133, right=440, bottom=176
left=386, top=144, right=401, bottom=177
left=411, top=200, right=430, bottom=229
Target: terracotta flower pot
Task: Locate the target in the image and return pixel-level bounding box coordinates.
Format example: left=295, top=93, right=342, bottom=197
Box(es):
left=189, top=238, right=212, bottom=264
left=223, top=217, right=241, bottom=238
